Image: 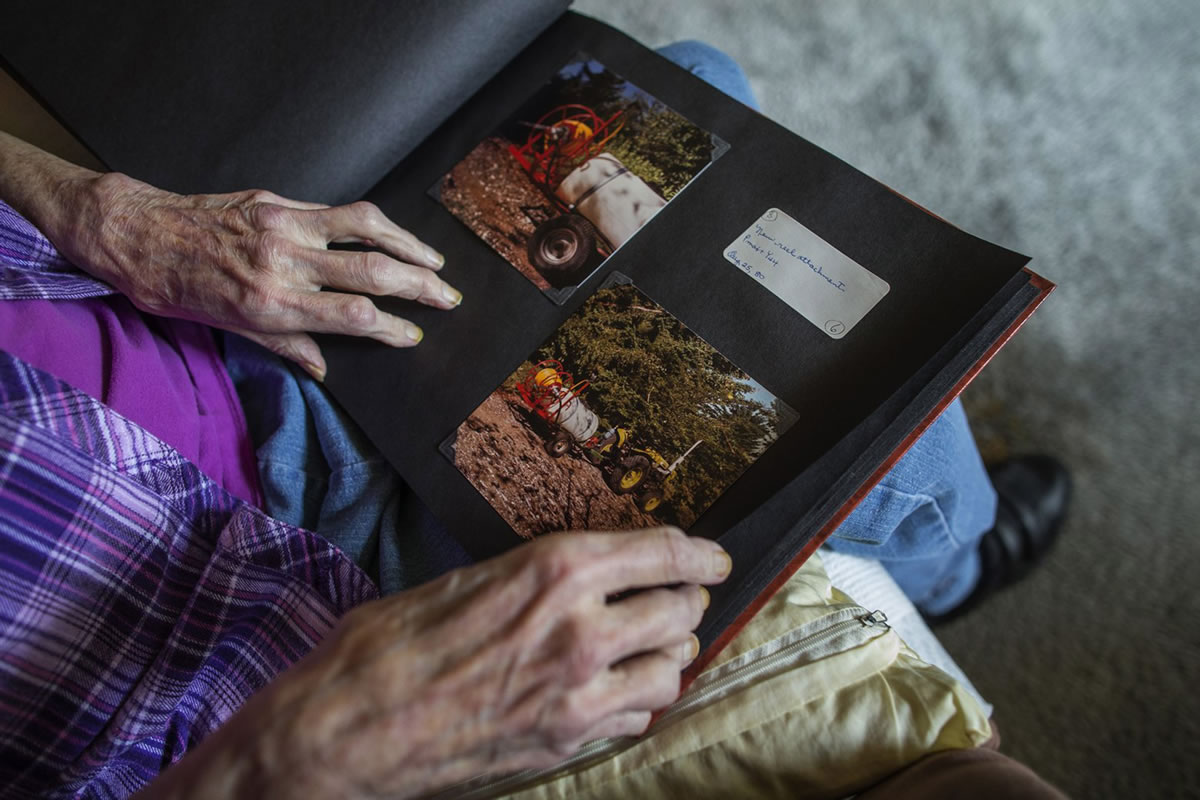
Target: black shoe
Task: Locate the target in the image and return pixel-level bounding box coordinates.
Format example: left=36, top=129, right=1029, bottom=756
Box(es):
left=926, top=455, right=1071, bottom=625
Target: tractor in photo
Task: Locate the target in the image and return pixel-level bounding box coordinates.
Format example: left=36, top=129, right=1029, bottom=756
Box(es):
left=516, top=359, right=701, bottom=514
left=509, top=104, right=667, bottom=286
left=516, top=359, right=600, bottom=458
left=585, top=426, right=703, bottom=514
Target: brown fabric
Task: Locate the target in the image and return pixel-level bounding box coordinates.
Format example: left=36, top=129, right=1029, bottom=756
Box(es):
left=857, top=743, right=1069, bottom=800
left=983, top=717, right=1003, bottom=750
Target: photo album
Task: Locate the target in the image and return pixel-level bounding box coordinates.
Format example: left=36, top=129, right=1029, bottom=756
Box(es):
left=2, top=0, right=1052, bottom=677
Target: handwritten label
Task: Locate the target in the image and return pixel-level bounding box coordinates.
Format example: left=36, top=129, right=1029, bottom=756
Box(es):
left=724, top=208, right=889, bottom=339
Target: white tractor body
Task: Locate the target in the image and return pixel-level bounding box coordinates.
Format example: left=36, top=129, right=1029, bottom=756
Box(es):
left=555, top=153, right=666, bottom=249
left=545, top=389, right=600, bottom=443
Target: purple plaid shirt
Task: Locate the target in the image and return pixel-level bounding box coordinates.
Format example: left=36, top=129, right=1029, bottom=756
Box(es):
left=0, top=201, right=379, bottom=797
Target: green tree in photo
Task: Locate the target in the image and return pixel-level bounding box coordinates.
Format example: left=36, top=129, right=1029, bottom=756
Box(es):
left=534, top=284, right=788, bottom=528
left=545, top=61, right=715, bottom=201
left=604, top=101, right=715, bottom=200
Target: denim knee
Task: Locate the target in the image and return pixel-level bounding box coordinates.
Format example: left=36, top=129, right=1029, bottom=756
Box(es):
left=827, top=399, right=997, bottom=560
left=656, top=41, right=758, bottom=110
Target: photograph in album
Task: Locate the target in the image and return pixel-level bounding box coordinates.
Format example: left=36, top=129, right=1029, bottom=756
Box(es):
left=442, top=277, right=797, bottom=539
left=432, top=54, right=727, bottom=303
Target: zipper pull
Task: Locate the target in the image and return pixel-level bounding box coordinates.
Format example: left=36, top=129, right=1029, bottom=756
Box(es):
left=859, top=610, right=891, bottom=629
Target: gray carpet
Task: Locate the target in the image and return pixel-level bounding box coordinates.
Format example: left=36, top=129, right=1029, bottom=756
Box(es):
left=574, top=1, right=1200, bottom=796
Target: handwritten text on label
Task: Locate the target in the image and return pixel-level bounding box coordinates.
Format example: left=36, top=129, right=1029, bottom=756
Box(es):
left=723, top=208, right=889, bottom=340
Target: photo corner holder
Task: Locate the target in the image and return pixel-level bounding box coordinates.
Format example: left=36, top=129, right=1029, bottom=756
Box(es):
left=436, top=426, right=459, bottom=466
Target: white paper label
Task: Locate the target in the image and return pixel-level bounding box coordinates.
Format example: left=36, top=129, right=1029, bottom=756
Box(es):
left=724, top=208, right=889, bottom=339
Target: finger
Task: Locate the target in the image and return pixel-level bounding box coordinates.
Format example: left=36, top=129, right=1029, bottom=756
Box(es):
left=598, top=585, right=706, bottom=664
left=226, top=188, right=330, bottom=211
left=301, top=202, right=444, bottom=270
left=304, top=249, right=462, bottom=309
left=680, top=633, right=702, bottom=667
left=279, top=291, right=423, bottom=347
left=597, top=649, right=684, bottom=715
left=235, top=329, right=327, bottom=381
left=567, top=527, right=733, bottom=593
left=573, top=710, right=652, bottom=746
left=260, top=195, right=329, bottom=211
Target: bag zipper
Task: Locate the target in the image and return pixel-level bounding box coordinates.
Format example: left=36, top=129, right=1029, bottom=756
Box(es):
left=440, top=605, right=890, bottom=800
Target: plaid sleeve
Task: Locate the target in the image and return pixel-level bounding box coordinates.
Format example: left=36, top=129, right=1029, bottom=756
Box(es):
left=0, top=351, right=378, bottom=798
left=0, top=199, right=116, bottom=300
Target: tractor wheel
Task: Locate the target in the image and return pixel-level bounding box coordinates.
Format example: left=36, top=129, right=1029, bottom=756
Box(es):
left=527, top=215, right=597, bottom=286
left=637, top=489, right=665, bottom=514
left=608, top=455, right=650, bottom=494
left=545, top=430, right=572, bottom=458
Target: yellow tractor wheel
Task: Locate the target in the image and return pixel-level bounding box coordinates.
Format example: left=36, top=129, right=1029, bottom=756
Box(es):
left=608, top=455, right=649, bottom=495
left=638, top=489, right=664, bottom=513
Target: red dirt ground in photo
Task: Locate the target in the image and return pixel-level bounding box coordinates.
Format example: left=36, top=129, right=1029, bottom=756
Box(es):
left=452, top=392, right=659, bottom=538
left=439, top=137, right=555, bottom=290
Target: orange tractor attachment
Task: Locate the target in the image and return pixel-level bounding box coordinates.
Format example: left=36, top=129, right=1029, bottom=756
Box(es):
left=517, top=359, right=599, bottom=457
left=508, top=104, right=667, bottom=287
left=515, top=359, right=700, bottom=516
left=509, top=104, right=625, bottom=189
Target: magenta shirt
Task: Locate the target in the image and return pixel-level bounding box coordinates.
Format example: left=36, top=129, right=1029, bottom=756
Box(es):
left=0, top=295, right=263, bottom=506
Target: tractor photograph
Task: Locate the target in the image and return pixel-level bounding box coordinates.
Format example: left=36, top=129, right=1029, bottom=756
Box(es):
left=515, top=359, right=701, bottom=515
left=434, top=55, right=721, bottom=298
left=508, top=103, right=666, bottom=287
left=447, top=282, right=794, bottom=540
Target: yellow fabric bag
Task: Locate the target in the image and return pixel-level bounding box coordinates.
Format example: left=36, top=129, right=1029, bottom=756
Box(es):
left=438, top=552, right=992, bottom=799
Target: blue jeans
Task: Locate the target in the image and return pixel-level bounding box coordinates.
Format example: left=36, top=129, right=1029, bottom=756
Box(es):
left=223, top=334, right=473, bottom=595
left=223, top=42, right=998, bottom=615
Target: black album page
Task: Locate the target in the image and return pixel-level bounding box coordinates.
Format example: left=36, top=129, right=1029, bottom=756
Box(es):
left=318, top=13, right=1045, bottom=652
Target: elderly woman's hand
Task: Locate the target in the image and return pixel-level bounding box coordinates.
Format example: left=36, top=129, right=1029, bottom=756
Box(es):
left=142, top=527, right=731, bottom=800
left=0, top=133, right=458, bottom=380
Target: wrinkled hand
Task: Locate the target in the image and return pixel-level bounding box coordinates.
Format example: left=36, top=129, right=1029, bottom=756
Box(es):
left=144, top=527, right=731, bottom=800
left=49, top=171, right=461, bottom=379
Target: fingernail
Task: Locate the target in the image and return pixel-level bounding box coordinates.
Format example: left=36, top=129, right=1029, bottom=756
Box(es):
left=303, top=361, right=326, bottom=382
left=698, top=586, right=710, bottom=610
left=426, top=247, right=445, bottom=268
left=684, top=634, right=700, bottom=663
left=441, top=284, right=463, bottom=307
left=714, top=550, right=732, bottom=578
left=406, top=322, right=424, bottom=344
